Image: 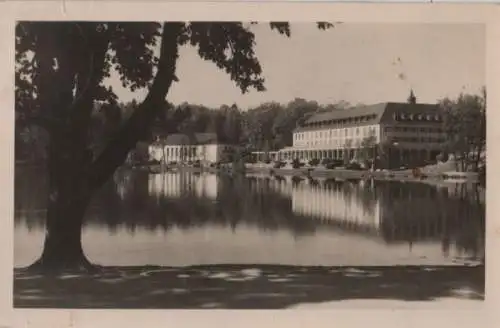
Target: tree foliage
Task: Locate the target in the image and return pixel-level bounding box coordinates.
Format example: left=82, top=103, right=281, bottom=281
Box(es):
left=439, top=88, right=486, bottom=172
left=360, top=129, right=377, bottom=161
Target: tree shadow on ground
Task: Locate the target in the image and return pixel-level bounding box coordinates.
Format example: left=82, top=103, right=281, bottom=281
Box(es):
left=14, top=265, right=484, bottom=309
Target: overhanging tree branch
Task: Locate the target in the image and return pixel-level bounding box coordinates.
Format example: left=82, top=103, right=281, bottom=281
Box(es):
left=88, top=22, right=183, bottom=190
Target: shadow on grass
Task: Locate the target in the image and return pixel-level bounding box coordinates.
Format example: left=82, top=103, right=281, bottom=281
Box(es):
left=14, top=265, right=484, bottom=309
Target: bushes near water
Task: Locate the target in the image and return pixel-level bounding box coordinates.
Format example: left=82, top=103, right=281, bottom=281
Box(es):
left=308, top=158, right=320, bottom=166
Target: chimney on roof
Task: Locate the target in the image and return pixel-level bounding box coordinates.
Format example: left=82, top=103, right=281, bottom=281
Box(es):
left=407, top=89, right=417, bottom=104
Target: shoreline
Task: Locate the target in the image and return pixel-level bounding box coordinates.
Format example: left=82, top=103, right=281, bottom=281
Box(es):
left=14, top=264, right=485, bottom=308
left=14, top=263, right=485, bottom=272
left=132, top=164, right=480, bottom=185
left=16, top=163, right=481, bottom=185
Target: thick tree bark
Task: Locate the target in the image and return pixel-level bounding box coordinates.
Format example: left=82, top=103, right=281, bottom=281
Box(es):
left=34, top=191, right=91, bottom=270
left=30, top=133, right=94, bottom=271
left=28, top=25, right=111, bottom=272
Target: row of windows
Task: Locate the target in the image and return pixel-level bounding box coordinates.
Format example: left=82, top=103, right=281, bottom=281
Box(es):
left=160, top=145, right=232, bottom=157
left=295, top=127, right=376, bottom=140
left=295, top=125, right=443, bottom=140
left=303, top=114, right=377, bottom=128
left=300, top=138, right=367, bottom=147
left=164, top=147, right=198, bottom=157
left=392, top=137, right=446, bottom=143
left=294, top=136, right=445, bottom=147
left=385, top=126, right=444, bottom=133
left=394, top=113, right=443, bottom=122
left=301, top=112, right=443, bottom=129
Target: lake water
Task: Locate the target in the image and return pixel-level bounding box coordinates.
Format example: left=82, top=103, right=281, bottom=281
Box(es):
left=14, top=168, right=485, bottom=268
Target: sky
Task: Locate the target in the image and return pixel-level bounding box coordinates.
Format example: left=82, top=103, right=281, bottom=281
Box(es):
left=107, top=23, right=485, bottom=110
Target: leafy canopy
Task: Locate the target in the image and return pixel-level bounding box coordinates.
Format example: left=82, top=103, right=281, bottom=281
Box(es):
left=15, top=22, right=334, bottom=127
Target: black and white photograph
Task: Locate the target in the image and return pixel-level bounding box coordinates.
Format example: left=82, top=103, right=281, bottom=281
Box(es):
left=13, top=14, right=487, bottom=311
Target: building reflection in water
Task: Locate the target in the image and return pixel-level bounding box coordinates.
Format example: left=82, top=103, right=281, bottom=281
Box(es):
left=267, top=175, right=485, bottom=261
left=103, top=172, right=487, bottom=261
left=14, top=168, right=485, bottom=266
left=289, top=178, right=381, bottom=233
left=148, top=172, right=219, bottom=200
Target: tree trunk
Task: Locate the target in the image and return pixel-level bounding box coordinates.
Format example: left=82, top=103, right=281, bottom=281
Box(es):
left=461, top=152, right=467, bottom=172
left=474, top=142, right=484, bottom=173
left=30, top=137, right=94, bottom=272
left=161, top=143, right=167, bottom=170
left=454, top=153, right=460, bottom=172
left=35, top=191, right=91, bottom=270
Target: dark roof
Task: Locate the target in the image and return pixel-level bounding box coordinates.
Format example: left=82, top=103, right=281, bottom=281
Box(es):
left=164, top=134, right=190, bottom=145
left=295, top=102, right=441, bottom=132
left=161, top=133, right=219, bottom=145
left=194, top=132, right=219, bottom=145
left=378, top=102, right=441, bottom=124
left=305, top=103, right=387, bottom=125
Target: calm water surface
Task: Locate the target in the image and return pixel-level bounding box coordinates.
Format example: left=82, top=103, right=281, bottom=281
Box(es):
left=14, top=168, right=485, bottom=268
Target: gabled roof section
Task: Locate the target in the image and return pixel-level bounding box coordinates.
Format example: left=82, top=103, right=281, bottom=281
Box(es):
left=295, top=103, right=388, bottom=131
left=164, top=133, right=191, bottom=145
left=160, top=132, right=219, bottom=145
left=194, top=132, right=218, bottom=145
left=379, top=102, right=440, bottom=124
left=305, top=103, right=388, bottom=125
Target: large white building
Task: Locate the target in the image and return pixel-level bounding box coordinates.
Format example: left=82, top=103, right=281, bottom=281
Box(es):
left=149, top=133, right=234, bottom=164
left=278, top=101, right=447, bottom=167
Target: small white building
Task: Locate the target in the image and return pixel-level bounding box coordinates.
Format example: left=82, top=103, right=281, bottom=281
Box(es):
left=148, top=133, right=234, bottom=164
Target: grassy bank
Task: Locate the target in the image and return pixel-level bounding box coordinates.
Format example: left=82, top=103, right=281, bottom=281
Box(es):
left=14, top=264, right=484, bottom=309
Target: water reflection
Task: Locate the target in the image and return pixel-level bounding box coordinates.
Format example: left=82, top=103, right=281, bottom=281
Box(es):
left=275, top=177, right=484, bottom=260
left=14, top=168, right=485, bottom=267
left=290, top=178, right=381, bottom=232
left=148, top=172, right=219, bottom=200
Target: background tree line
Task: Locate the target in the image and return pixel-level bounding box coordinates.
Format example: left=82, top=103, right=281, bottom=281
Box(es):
left=152, top=98, right=351, bottom=150
left=16, top=89, right=486, bottom=172
left=439, top=88, right=486, bottom=173
left=16, top=97, right=352, bottom=162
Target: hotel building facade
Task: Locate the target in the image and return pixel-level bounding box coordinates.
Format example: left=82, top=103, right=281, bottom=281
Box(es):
left=278, top=102, right=447, bottom=167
